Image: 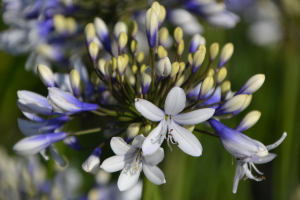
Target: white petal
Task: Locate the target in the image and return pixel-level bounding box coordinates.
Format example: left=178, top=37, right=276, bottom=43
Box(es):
left=253, top=153, right=277, bottom=164
left=164, top=87, right=186, bottom=115
left=100, top=154, right=135, bottom=173
left=135, top=98, right=165, bottom=121
left=118, top=165, right=142, bottom=191
left=142, top=120, right=167, bottom=156
left=171, top=121, right=202, bottom=157
left=266, top=132, right=287, bottom=151
left=132, top=135, right=146, bottom=149
left=233, top=161, right=246, bottom=193
left=172, top=108, right=215, bottom=125
left=111, top=137, right=137, bottom=156
left=143, top=162, right=166, bottom=185
left=143, top=148, right=164, bottom=165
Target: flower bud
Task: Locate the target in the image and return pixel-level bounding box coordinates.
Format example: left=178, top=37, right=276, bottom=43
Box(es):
left=139, top=64, right=146, bottom=74
left=188, top=53, right=193, bottom=66
left=105, top=61, right=113, bottom=79
left=210, top=43, right=219, bottom=61
left=208, top=68, right=215, bottom=76
left=85, top=23, right=96, bottom=45
left=117, top=56, right=126, bottom=76
left=157, top=45, right=168, bottom=59
left=179, top=62, right=186, bottom=73
left=177, top=39, right=184, bottom=56
left=217, top=67, right=227, bottom=84
left=235, top=74, right=265, bottom=95
left=70, top=69, right=80, bottom=97
left=141, top=66, right=152, bottom=94
left=13, top=132, right=67, bottom=156
left=129, top=20, right=138, bottom=39
left=199, top=76, right=214, bottom=99
left=53, top=14, right=66, bottom=34
left=37, top=64, right=55, bottom=87
left=47, top=87, right=98, bottom=113
left=125, top=123, right=141, bottom=143
left=155, top=57, right=171, bottom=81
left=144, top=124, right=152, bottom=136
left=137, top=76, right=142, bottom=95
left=183, top=125, right=195, bottom=132
left=88, top=42, right=99, bottom=61
left=145, top=8, right=158, bottom=48
left=170, top=62, right=179, bottom=79
left=176, top=66, right=190, bottom=86
left=192, top=48, right=206, bottom=73
left=158, top=5, right=166, bottom=27
left=125, top=67, right=136, bottom=85
left=118, top=32, right=128, bottom=53
left=151, top=1, right=161, bottom=17
left=218, top=43, right=234, bottom=67
left=235, top=111, right=261, bottom=132
left=215, top=94, right=248, bottom=116
left=159, top=27, right=169, bottom=48
left=114, top=21, right=127, bottom=40
left=65, top=17, right=77, bottom=35
left=198, top=44, right=206, bottom=51
left=122, top=54, right=129, bottom=67
left=221, top=81, right=231, bottom=99
left=137, top=52, right=145, bottom=63
left=132, top=65, right=138, bottom=75
left=94, top=17, right=112, bottom=53
left=82, top=147, right=101, bottom=175
left=232, top=94, right=252, bottom=116
left=130, top=39, right=138, bottom=53
left=189, top=34, right=205, bottom=53
left=49, top=145, right=67, bottom=167
left=98, top=59, right=106, bottom=75
left=110, top=57, right=117, bottom=72
left=174, top=27, right=183, bottom=44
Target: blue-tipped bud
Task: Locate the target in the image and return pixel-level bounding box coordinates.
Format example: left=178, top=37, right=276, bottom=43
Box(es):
left=145, top=8, right=158, bottom=48
left=64, top=136, right=82, bottom=151
left=192, top=47, right=206, bottom=74
left=13, top=132, right=68, bottom=156
left=82, top=147, right=101, bottom=175
left=189, top=34, right=206, bottom=53
left=232, top=94, right=252, bottom=116
left=125, top=123, right=141, bottom=143
left=141, top=66, right=152, bottom=94
left=37, top=64, right=55, bottom=87
left=47, top=87, right=98, bottom=113
left=85, top=23, right=96, bottom=45
left=218, top=43, right=234, bottom=68
left=235, top=74, right=265, bottom=95
left=94, top=17, right=112, bottom=53
left=235, top=111, right=261, bottom=132
left=214, top=94, right=248, bottom=116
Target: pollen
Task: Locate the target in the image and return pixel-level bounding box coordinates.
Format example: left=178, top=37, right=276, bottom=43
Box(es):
left=165, top=115, right=169, bottom=120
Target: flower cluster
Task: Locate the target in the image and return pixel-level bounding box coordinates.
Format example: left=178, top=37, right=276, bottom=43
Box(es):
left=11, top=1, right=286, bottom=194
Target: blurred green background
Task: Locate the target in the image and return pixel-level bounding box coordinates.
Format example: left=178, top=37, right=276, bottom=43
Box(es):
left=0, top=0, right=300, bottom=200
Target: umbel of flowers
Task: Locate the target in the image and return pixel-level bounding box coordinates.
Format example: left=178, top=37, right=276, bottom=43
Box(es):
left=13, top=1, right=286, bottom=194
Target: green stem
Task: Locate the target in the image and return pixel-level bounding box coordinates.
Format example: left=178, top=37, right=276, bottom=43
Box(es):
left=194, top=129, right=219, bottom=138
left=69, top=127, right=101, bottom=136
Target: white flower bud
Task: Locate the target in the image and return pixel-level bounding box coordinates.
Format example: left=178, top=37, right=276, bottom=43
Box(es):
left=159, top=5, right=166, bottom=27
left=82, top=147, right=101, bottom=175
left=174, top=27, right=183, bottom=44
left=159, top=27, right=169, bottom=47
left=217, top=67, right=227, bottom=84
left=145, top=8, right=158, bottom=48
left=189, top=34, right=205, bottom=53
left=37, top=64, right=55, bottom=87
left=129, top=20, right=138, bottom=39
left=192, top=48, right=206, bottom=73
left=141, top=66, right=152, bottom=94
left=199, top=76, right=214, bottom=99
left=235, top=111, right=261, bottom=132
left=236, top=74, right=265, bottom=95
left=88, top=42, right=99, bottom=61
left=125, top=123, right=141, bottom=143
left=70, top=69, right=80, bottom=96
left=53, top=14, right=66, bottom=34
left=118, top=32, right=128, bottom=52
left=85, top=23, right=96, bottom=44
left=170, top=62, right=179, bottom=79
left=210, top=43, right=219, bottom=61
left=98, top=59, right=106, bottom=75
left=218, top=43, right=234, bottom=67
left=155, top=57, right=171, bottom=81
left=215, top=94, right=248, bottom=115
left=117, top=56, right=126, bottom=76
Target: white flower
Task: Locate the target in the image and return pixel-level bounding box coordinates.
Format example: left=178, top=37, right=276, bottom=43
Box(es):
left=135, top=87, right=215, bottom=157
left=100, top=136, right=165, bottom=191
